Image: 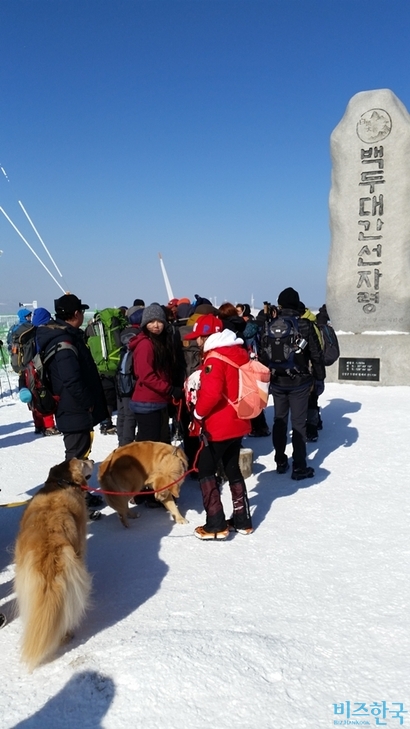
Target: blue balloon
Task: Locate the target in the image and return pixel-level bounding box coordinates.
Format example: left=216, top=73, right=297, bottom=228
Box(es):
left=19, top=388, right=32, bottom=404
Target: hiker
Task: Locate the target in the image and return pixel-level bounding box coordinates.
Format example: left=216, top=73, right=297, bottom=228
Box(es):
left=177, top=303, right=219, bottom=476
left=298, top=301, right=324, bottom=442
left=36, top=294, right=108, bottom=462
left=219, top=302, right=270, bottom=438
left=30, top=307, right=60, bottom=436
left=128, top=303, right=183, bottom=443
left=7, top=308, right=33, bottom=385
left=265, top=287, right=325, bottom=481
left=84, top=309, right=126, bottom=436
left=184, top=314, right=253, bottom=540
left=115, top=305, right=144, bottom=447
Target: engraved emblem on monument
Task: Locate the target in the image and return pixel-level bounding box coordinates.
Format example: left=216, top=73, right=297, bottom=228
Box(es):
left=356, top=109, right=392, bottom=143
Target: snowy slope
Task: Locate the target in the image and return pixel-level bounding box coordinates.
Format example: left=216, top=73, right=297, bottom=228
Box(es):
left=0, top=373, right=409, bottom=729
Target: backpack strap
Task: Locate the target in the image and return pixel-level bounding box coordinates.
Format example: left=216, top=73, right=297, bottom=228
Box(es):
left=205, top=351, right=239, bottom=369
left=43, top=341, right=78, bottom=365
left=204, top=351, right=239, bottom=410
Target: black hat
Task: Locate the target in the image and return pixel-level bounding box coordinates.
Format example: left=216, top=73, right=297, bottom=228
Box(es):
left=277, top=287, right=300, bottom=310
left=54, top=294, right=89, bottom=316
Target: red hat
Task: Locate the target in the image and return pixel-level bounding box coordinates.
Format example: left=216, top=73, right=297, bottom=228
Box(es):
left=168, top=298, right=179, bottom=307
left=184, top=314, right=223, bottom=340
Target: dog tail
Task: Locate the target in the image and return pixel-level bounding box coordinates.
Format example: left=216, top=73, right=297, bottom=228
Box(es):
left=15, top=547, right=91, bottom=671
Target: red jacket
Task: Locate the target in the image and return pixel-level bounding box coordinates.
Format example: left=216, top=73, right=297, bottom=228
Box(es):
left=195, top=333, right=251, bottom=442
left=129, top=331, right=172, bottom=404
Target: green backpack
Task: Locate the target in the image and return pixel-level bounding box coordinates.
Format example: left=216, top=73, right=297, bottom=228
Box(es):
left=86, top=308, right=127, bottom=376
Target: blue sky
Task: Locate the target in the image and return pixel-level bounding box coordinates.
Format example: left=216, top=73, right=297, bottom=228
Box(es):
left=1, top=0, right=410, bottom=313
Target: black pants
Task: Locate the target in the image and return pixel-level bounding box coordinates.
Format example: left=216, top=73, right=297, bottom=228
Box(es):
left=116, top=396, right=137, bottom=446
left=134, top=407, right=170, bottom=443
left=197, top=437, right=251, bottom=531
left=64, top=431, right=93, bottom=460
left=100, top=375, right=117, bottom=421
left=271, top=383, right=311, bottom=470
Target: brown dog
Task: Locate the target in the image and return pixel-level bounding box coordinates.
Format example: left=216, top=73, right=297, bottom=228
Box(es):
left=14, top=458, right=94, bottom=670
left=98, top=441, right=188, bottom=527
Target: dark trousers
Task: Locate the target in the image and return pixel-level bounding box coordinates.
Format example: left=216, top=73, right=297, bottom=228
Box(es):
left=180, top=402, right=200, bottom=468
left=271, top=383, right=311, bottom=470
left=100, top=375, right=117, bottom=423
left=135, top=407, right=170, bottom=443
left=64, top=431, right=93, bottom=460
left=116, top=396, right=137, bottom=446
left=197, top=438, right=251, bottom=532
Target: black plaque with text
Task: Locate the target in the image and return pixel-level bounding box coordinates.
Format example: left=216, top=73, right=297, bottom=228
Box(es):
left=338, top=357, right=380, bottom=381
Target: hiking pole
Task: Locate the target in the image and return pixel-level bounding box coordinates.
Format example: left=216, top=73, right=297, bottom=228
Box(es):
left=0, top=342, right=13, bottom=396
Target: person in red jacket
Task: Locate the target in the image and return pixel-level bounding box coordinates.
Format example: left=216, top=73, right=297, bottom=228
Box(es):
left=129, top=303, right=182, bottom=442
left=184, top=314, right=253, bottom=541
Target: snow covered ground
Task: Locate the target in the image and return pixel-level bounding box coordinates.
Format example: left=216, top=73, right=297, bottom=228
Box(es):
left=0, top=371, right=409, bottom=729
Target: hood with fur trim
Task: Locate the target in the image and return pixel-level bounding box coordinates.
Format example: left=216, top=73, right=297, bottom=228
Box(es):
left=203, top=328, right=244, bottom=353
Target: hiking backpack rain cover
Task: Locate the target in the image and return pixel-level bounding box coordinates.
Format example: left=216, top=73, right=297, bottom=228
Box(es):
left=86, top=308, right=127, bottom=376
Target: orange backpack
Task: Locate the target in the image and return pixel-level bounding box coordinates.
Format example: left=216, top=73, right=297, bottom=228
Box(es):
left=205, top=351, right=271, bottom=419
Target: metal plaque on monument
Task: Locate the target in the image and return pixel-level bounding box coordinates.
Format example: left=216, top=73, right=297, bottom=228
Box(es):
left=327, top=88, right=410, bottom=385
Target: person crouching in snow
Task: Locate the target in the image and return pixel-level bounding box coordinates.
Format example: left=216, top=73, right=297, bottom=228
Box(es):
left=184, top=314, right=253, bottom=540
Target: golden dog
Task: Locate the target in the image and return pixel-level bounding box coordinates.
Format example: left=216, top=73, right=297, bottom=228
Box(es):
left=99, top=441, right=188, bottom=528
left=14, top=458, right=94, bottom=671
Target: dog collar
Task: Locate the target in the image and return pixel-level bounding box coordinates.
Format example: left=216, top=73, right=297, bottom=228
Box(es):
left=56, top=478, right=85, bottom=489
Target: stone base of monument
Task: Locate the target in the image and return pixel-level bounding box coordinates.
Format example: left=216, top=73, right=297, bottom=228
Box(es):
left=325, top=333, right=410, bottom=386
left=217, top=447, right=254, bottom=483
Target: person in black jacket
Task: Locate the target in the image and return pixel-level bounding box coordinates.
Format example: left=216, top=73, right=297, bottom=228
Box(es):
left=36, top=294, right=108, bottom=461
left=267, top=287, right=325, bottom=481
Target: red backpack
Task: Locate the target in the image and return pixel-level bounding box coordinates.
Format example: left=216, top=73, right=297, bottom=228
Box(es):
left=205, top=352, right=271, bottom=419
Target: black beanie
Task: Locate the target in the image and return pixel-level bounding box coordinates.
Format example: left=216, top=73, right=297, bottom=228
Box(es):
left=277, top=287, right=300, bottom=310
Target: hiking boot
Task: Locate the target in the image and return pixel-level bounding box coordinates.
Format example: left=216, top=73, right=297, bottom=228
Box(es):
left=34, top=427, right=44, bottom=435
left=227, top=518, right=254, bottom=536
left=249, top=427, right=271, bottom=437
left=0, top=613, right=7, bottom=628
left=276, top=460, right=289, bottom=474
left=194, top=525, right=229, bottom=541
left=100, top=423, right=117, bottom=435
left=88, top=510, right=102, bottom=521
left=85, top=492, right=104, bottom=508
left=44, top=427, right=61, bottom=436
left=306, top=424, right=318, bottom=442
left=291, top=466, right=315, bottom=481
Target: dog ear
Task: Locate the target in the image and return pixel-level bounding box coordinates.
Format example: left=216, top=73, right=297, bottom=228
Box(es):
left=47, top=461, right=68, bottom=483
left=67, top=459, right=87, bottom=485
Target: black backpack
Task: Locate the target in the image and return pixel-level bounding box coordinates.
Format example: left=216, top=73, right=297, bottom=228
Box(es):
left=115, top=347, right=136, bottom=399
left=10, top=324, right=37, bottom=374
left=319, top=323, right=340, bottom=366
left=261, top=315, right=306, bottom=373
left=23, top=342, right=78, bottom=415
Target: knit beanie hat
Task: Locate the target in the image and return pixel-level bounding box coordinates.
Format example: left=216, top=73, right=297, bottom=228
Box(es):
left=277, top=287, right=300, bottom=310
left=32, top=307, right=51, bottom=326
left=141, top=303, right=167, bottom=328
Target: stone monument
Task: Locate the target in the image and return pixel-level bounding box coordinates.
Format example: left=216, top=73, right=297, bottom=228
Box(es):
left=326, top=88, right=410, bottom=385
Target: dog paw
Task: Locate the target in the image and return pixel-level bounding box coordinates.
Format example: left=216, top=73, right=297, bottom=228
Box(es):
left=175, top=516, right=189, bottom=524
